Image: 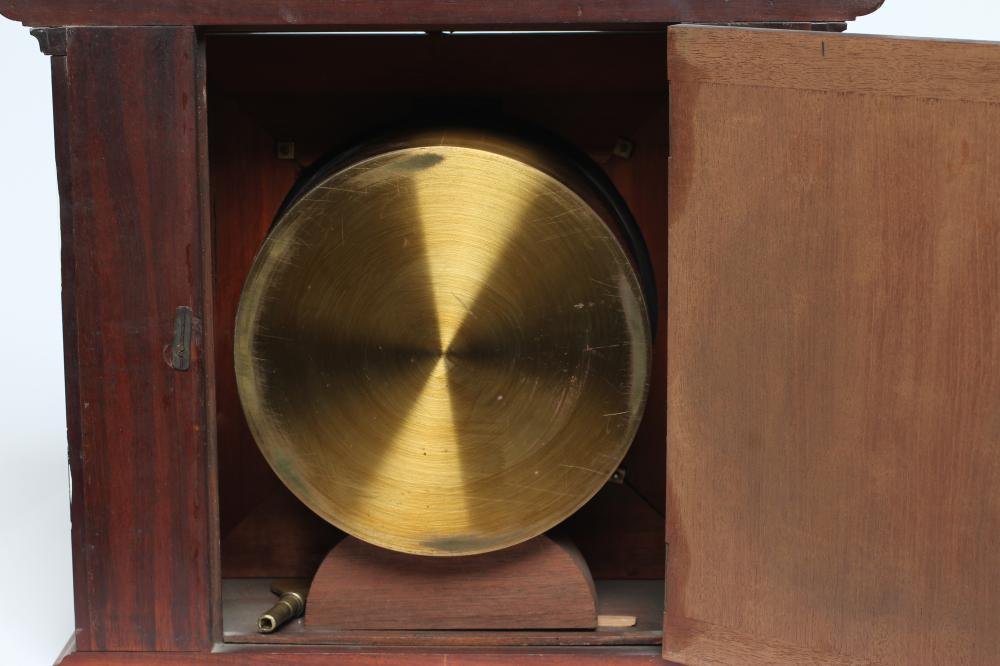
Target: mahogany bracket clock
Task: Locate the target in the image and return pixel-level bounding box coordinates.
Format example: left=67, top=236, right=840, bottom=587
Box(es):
left=2, top=1, right=999, bottom=664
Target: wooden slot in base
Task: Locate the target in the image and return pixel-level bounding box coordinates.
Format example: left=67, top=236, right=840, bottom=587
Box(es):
left=306, top=535, right=597, bottom=631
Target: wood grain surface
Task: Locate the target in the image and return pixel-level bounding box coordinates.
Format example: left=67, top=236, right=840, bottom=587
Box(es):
left=307, top=536, right=597, bottom=630
left=223, top=578, right=662, bottom=647
left=56, top=27, right=212, bottom=651
left=666, top=26, right=1000, bottom=665
left=49, top=47, right=92, bottom=656
left=668, top=25, right=1000, bottom=104
left=59, top=647, right=669, bottom=665
left=0, top=0, right=883, bottom=29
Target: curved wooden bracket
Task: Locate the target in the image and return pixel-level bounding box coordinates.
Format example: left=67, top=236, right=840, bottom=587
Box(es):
left=30, top=27, right=66, bottom=56
left=307, top=535, right=598, bottom=631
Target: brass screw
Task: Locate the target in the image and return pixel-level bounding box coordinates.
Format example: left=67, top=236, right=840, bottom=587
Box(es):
left=276, top=141, right=296, bottom=160
left=612, top=138, right=634, bottom=160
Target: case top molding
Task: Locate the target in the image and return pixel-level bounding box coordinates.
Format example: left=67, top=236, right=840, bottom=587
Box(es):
left=0, top=0, right=883, bottom=30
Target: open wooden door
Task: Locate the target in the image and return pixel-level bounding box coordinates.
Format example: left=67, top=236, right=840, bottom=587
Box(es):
left=666, top=26, right=1000, bottom=666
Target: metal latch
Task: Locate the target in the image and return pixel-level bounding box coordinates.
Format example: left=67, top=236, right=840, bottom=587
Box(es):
left=171, top=306, right=193, bottom=371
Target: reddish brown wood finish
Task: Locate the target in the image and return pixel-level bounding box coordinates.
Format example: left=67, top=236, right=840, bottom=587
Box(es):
left=308, top=536, right=597, bottom=630
left=47, top=44, right=90, bottom=653
left=220, top=488, right=340, bottom=579
left=565, top=483, right=666, bottom=580
left=196, top=33, right=224, bottom=646
left=56, top=27, right=213, bottom=651
left=1, top=0, right=883, bottom=29
left=60, top=648, right=669, bottom=665
left=666, top=26, right=1000, bottom=665
left=208, top=92, right=309, bottom=574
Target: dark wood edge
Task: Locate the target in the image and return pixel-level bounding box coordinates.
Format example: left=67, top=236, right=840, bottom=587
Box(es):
left=59, top=644, right=669, bottom=664
left=1, top=0, right=885, bottom=29
left=48, top=38, right=91, bottom=649
left=224, top=631, right=664, bottom=649
left=712, top=21, right=848, bottom=32
left=195, top=30, right=223, bottom=645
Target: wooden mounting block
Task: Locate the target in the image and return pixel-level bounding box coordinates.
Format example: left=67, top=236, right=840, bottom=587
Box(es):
left=306, top=535, right=598, bottom=630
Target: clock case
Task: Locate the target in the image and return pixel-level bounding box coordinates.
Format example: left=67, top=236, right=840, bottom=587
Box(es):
left=5, top=1, right=999, bottom=664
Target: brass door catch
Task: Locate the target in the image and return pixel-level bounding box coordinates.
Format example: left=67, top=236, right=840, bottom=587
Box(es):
left=171, top=306, right=192, bottom=371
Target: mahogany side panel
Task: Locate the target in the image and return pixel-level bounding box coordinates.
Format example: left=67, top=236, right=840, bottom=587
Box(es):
left=666, top=26, right=1000, bottom=665
left=0, top=0, right=884, bottom=29
left=60, top=27, right=212, bottom=651
left=49, top=48, right=93, bottom=653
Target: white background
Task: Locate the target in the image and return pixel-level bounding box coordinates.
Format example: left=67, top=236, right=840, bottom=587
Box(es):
left=1, top=2, right=998, bottom=663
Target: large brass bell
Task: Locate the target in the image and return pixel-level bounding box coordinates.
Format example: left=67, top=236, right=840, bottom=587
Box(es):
left=235, top=129, right=652, bottom=556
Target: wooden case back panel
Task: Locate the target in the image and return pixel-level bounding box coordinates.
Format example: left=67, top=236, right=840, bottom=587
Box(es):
left=666, top=26, right=1000, bottom=665
left=0, top=0, right=883, bottom=29
left=57, top=27, right=213, bottom=651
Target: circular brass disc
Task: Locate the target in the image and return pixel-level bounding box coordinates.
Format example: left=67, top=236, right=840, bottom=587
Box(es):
left=235, top=130, right=651, bottom=556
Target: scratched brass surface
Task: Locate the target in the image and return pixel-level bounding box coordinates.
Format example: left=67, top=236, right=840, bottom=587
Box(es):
left=235, top=131, right=651, bottom=556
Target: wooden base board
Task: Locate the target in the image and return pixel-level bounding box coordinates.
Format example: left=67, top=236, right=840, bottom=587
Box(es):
left=223, top=578, right=662, bottom=647
left=60, top=646, right=669, bottom=665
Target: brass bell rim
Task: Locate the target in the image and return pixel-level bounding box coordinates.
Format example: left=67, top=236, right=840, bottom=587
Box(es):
left=278, top=126, right=658, bottom=326
left=234, top=127, right=653, bottom=556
